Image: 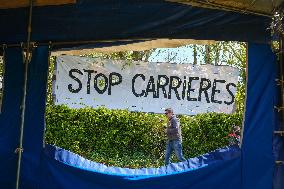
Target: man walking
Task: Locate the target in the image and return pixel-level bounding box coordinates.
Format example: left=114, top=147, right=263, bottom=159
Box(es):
left=164, top=108, right=186, bottom=165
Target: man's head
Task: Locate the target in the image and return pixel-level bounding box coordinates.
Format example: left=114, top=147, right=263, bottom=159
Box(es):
left=165, top=108, right=174, bottom=119
left=233, top=126, right=241, bottom=135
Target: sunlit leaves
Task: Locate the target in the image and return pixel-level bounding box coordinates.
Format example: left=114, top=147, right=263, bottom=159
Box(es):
left=45, top=105, right=242, bottom=168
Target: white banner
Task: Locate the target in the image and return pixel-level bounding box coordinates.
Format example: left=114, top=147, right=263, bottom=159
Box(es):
left=54, top=55, right=239, bottom=115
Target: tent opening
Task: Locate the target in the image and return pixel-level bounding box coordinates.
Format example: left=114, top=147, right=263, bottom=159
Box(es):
left=44, top=41, right=246, bottom=169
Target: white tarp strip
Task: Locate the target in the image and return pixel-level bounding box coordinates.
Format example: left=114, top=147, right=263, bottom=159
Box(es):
left=52, top=39, right=214, bottom=55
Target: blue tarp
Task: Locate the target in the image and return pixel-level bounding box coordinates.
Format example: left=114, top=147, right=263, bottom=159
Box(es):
left=39, top=145, right=241, bottom=189
left=0, top=48, right=24, bottom=189
left=0, top=0, right=271, bottom=47
left=0, top=46, right=49, bottom=189
left=43, top=145, right=240, bottom=176
left=0, top=43, right=282, bottom=189
left=242, top=43, right=278, bottom=189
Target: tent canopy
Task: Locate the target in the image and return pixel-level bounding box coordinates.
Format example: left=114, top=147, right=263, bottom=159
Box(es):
left=51, top=0, right=282, bottom=54
left=0, top=0, right=279, bottom=50
left=2, top=0, right=283, bottom=15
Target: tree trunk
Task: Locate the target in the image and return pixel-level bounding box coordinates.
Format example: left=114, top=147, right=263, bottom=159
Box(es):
left=205, top=45, right=210, bottom=64
left=193, top=45, right=197, bottom=65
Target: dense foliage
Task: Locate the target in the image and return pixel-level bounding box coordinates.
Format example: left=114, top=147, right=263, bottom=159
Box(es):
left=45, top=105, right=243, bottom=168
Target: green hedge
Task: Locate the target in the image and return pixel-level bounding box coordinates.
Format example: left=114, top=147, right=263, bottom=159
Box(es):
left=45, top=105, right=243, bottom=168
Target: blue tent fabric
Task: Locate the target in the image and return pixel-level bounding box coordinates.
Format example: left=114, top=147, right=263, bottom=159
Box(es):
left=0, top=48, right=24, bottom=189
left=20, top=46, right=49, bottom=189
left=43, top=144, right=240, bottom=176
left=0, top=46, right=49, bottom=189
left=40, top=145, right=241, bottom=189
left=242, top=43, right=277, bottom=189
left=0, top=0, right=271, bottom=46
left=273, top=136, right=284, bottom=189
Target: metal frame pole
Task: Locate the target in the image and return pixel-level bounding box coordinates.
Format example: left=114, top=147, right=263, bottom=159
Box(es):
left=15, top=0, right=33, bottom=189
left=279, top=35, right=284, bottom=128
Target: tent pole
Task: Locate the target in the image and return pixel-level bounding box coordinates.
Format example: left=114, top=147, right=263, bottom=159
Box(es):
left=0, top=38, right=157, bottom=48
left=280, top=34, right=284, bottom=129
left=15, top=0, right=33, bottom=189
left=274, top=32, right=284, bottom=139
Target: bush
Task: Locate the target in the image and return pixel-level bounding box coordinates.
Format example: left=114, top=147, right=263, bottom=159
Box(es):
left=45, top=105, right=243, bottom=168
